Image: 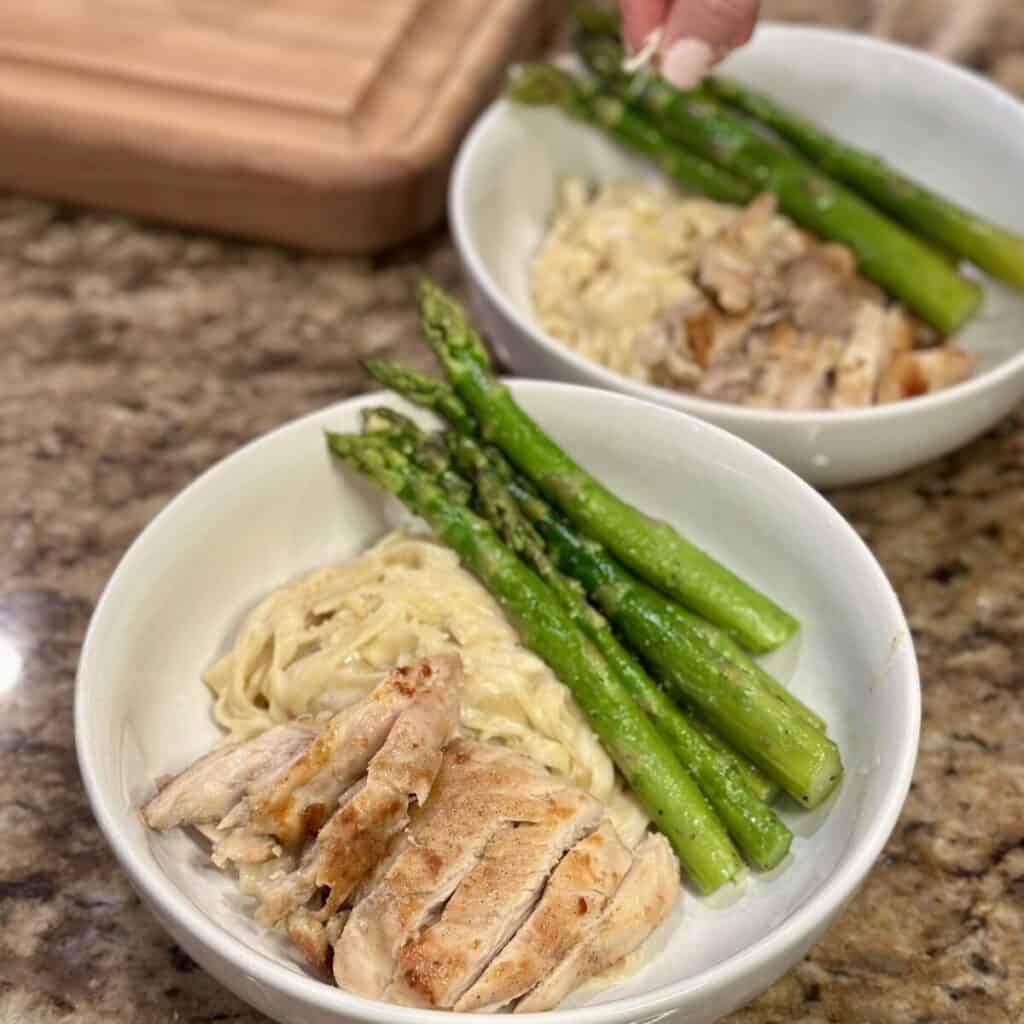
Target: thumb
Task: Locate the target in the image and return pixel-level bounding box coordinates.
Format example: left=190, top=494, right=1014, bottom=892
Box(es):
left=660, top=0, right=760, bottom=88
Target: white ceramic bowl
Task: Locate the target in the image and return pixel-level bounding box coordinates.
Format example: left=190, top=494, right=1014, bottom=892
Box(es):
left=451, top=26, right=1024, bottom=488
left=76, top=382, right=919, bottom=1024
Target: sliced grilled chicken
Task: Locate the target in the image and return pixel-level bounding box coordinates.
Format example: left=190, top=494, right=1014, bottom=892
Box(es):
left=515, top=833, right=679, bottom=1014
left=456, top=821, right=633, bottom=1013
left=254, top=662, right=460, bottom=926
left=314, top=669, right=459, bottom=914
left=211, top=831, right=278, bottom=868
left=832, top=303, right=891, bottom=409
left=698, top=236, right=756, bottom=314
left=288, top=908, right=349, bottom=972
left=876, top=347, right=974, bottom=404
left=387, top=788, right=604, bottom=1009
left=746, top=322, right=819, bottom=409
left=142, top=654, right=685, bottom=1014
left=246, top=655, right=460, bottom=848
left=252, top=782, right=364, bottom=927
left=333, top=740, right=571, bottom=1001
left=141, top=721, right=319, bottom=830
left=784, top=247, right=884, bottom=337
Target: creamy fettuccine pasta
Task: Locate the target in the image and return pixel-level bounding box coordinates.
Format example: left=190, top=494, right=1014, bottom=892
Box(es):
left=205, top=530, right=648, bottom=846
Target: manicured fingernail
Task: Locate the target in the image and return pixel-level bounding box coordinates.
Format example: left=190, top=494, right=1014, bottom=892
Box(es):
left=661, top=38, right=714, bottom=89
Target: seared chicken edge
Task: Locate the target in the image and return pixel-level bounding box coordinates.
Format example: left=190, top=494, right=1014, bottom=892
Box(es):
left=142, top=654, right=681, bottom=1012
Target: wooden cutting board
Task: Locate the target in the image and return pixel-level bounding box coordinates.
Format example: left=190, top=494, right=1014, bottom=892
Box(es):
left=0, top=1, right=561, bottom=252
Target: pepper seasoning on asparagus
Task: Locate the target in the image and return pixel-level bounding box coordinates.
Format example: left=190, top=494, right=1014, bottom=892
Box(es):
left=449, top=432, right=793, bottom=870
left=416, top=278, right=799, bottom=654
left=706, top=75, right=1024, bottom=290
left=326, top=431, right=745, bottom=892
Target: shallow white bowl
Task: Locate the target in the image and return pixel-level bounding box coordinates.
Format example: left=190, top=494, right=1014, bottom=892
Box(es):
left=451, top=26, right=1024, bottom=488
left=76, top=382, right=919, bottom=1024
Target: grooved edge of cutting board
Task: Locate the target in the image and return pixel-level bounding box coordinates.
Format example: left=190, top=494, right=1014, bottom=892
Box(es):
left=0, top=1, right=561, bottom=253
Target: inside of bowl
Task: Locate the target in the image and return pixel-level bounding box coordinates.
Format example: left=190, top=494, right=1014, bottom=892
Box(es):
left=462, top=30, right=1024, bottom=375
left=81, top=387, right=916, bottom=1014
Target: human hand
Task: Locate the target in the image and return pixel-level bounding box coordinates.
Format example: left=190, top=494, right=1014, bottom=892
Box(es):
left=618, top=0, right=761, bottom=88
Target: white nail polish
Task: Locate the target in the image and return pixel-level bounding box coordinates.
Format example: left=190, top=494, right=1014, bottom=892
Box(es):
left=661, top=38, right=714, bottom=89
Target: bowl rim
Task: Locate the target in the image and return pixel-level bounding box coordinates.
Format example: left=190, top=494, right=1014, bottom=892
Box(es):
left=450, top=22, right=1024, bottom=428
left=75, top=380, right=921, bottom=1023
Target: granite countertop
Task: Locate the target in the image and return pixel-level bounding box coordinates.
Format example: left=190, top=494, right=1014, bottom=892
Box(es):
left=2, top=2, right=1023, bottom=1022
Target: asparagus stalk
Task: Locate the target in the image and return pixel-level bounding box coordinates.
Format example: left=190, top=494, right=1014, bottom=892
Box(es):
left=416, top=278, right=798, bottom=654
left=327, top=433, right=744, bottom=891
left=509, top=493, right=842, bottom=808
left=458, top=428, right=823, bottom=738
left=450, top=433, right=792, bottom=869
left=367, top=404, right=788, bottom=804
left=570, top=3, right=622, bottom=39
left=364, top=360, right=478, bottom=434
left=707, top=76, right=1024, bottom=290
left=359, top=361, right=821, bottom=744
left=361, top=407, right=471, bottom=505
left=508, top=64, right=755, bottom=205
left=493, top=470, right=825, bottom=736
left=568, top=42, right=983, bottom=334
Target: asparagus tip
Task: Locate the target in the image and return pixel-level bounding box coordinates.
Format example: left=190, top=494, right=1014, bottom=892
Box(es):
left=325, top=430, right=358, bottom=458
left=416, top=279, right=493, bottom=370
left=507, top=63, right=577, bottom=108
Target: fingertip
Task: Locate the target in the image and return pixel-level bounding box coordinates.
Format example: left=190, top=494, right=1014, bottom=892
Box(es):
left=619, top=0, right=670, bottom=53
left=729, top=4, right=759, bottom=49
left=662, top=0, right=760, bottom=56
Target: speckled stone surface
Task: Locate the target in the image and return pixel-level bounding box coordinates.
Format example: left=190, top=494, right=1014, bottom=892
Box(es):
left=1, top=3, right=1023, bottom=1022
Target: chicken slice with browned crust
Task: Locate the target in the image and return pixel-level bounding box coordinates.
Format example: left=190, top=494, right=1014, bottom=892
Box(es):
left=287, top=908, right=349, bottom=972
left=245, top=655, right=459, bottom=849
left=876, top=346, right=974, bottom=403
left=252, top=657, right=461, bottom=927
left=455, top=821, right=633, bottom=1013
left=831, top=303, right=892, bottom=409
left=141, top=720, right=319, bottom=831
left=386, top=787, right=604, bottom=1009
left=333, top=739, right=574, bottom=1001
left=313, top=663, right=460, bottom=915
left=515, top=833, right=680, bottom=1014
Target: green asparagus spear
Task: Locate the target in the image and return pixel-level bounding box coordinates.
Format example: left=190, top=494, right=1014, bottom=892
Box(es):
left=364, top=360, right=478, bottom=434
left=450, top=433, right=792, bottom=869
left=359, top=360, right=820, bottom=751
left=416, top=278, right=798, bottom=654
left=363, top=403, right=789, bottom=803
left=460, top=428, right=823, bottom=737
left=494, top=472, right=825, bottom=736
left=707, top=76, right=1024, bottom=289
left=570, top=3, right=622, bottom=39
left=361, top=407, right=472, bottom=505
left=327, top=432, right=744, bottom=891
left=440, top=421, right=774, bottom=798
left=508, top=64, right=754, bottom=205
left=508, top=492, right=842, bottom=808
left=568, top=42, right=983, bottom=333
